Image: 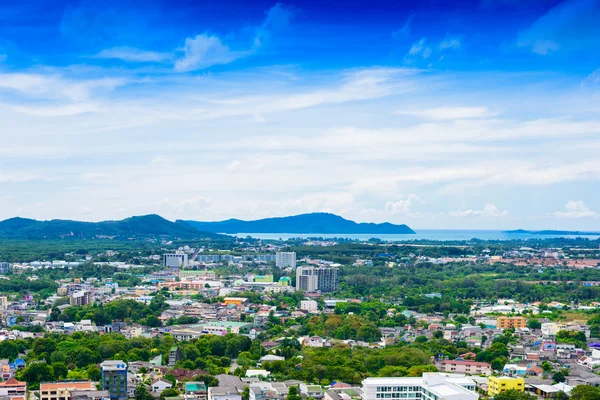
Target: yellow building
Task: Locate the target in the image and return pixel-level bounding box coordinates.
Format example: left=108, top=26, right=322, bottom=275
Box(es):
left=488, top=376, right=525, bottom=396
left=497, top=316, right=527, bottom=329
left=223, top=297, right=248, bottom=306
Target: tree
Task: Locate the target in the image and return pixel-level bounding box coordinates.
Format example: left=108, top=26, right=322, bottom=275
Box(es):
left=287, top=386, right=302, bottom=400
left=494, top=390, right=536, bottom=400
left=134, top=384, right=154, bottom=400
left=527, top=319, right=541, bottom=329
left=552, top=371, right=565, bottom=383
left=145, top=315, right=163, bottom=327
left=551, top=392, right=569, bottom=400
left=87, top=365, right=102, bottom=381
left=432, top=330, right=443, bottom=339
left=17, top=362, right=54, bottom=388
left=159, top=388, right=180, bottom=400
left=0, top=341, right=19, bottom=361
left=53, top=362, right=68, bottom=380
left=541, top=361, right=553, bottom=372
left=570, top=385, right=600, bottom=400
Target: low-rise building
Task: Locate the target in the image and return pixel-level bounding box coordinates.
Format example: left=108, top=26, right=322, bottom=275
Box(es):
left=40, top=381, right=98, bottom=400
left=361, top=374, right=478, bottom=400
left=440, top=360, right=492, bottom=376
left=487, top=376, right=524, bottom=397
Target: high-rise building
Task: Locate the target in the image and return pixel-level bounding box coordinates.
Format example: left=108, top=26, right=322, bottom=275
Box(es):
left=296, top=268, right=318, bottom=292
left=163, top=252, right=189, bottom=268
left=101, top=360, right=128, bottom=400
left=0, top=263, right=10, bottom=274
left=362, top=374, right=478, bottom=400
left=276, top=252, right=296, bottom=268
left=71, top=290, right=91, bottom=306
left=295, top=266, right=339, bottom=292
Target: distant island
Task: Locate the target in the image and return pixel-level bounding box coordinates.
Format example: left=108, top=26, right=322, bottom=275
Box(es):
left=0, top=214, right=223, bottom=240
left=181, top=212, right=416, bottom=234
left=505, top=229, right=600, bottom=236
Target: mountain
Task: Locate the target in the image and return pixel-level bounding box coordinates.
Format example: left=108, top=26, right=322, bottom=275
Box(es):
left=180, top=212, right=416, bottom=234
left=0, top=214, right=224, bottom=240
left=504, top=229, right=600, bottom=236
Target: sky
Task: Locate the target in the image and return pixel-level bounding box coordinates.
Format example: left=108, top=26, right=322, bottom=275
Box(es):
left=1, top=0, right=600, bottom=230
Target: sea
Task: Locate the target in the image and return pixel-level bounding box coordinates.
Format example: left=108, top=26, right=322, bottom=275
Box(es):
left=230, top=230, right=600, bottom=242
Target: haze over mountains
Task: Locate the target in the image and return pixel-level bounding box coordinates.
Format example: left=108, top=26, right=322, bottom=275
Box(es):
left=182, top=213, right=416, bottom=234
left=0, top=213, right=415, bottom=239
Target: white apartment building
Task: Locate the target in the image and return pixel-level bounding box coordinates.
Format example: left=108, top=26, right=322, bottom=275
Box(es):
left=542, top=322, right=559, bottom=336
left=276, top=252, right=296, bottom=268
left=440, top=360, right=492, bottom=376
left=300, top=300, right=319, bottom=312
left=361, top=374, right=478, bottom=400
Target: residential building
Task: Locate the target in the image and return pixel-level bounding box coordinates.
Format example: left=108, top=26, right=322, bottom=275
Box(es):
left=488, top=376, right=525, bottom=397
left=296, top=268, right=318, bottom=292
left=40, top=381, right=97, bottom=400
left=168, top=347, right=181, bottom=368
left=440, top=360, right=492, bottom=376
left=71, top=290, right=91, bottom=306
left=100, top=360, right=128, bottom=400
left=253, top=275, right=274, bottom=283
left=296, top=266, right=339, bottom=292
left=361, top=374, right=478, bottom=400
left=151, top=379, right=172, bottom=394
left=0, top=378, right=26, bottom=399
left=542, top=322, right=559, bottom=336
left=0, top=297, right=8, bottom=310
left=164, top=252, right=189, bottom=269
left=208, top=386, right=241, bottom=400
left=185, top=382, right=208, bottom=400
left=300, top=300, right=319, bottom=312
left=276, top=252, right=296, bottom=268
left=497, top=316, right=527, bottom=329
left=0, top=263, right=10, bottom=274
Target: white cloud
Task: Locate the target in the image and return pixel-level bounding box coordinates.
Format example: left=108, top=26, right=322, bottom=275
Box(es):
left=396, top=106, right=495, bottom=120
left=174, top=34, right=248, bottom=72
left=405, top=38, right=432, bottom=61
left=385, top=194, right=422, bottom=215
left=439, top=37, right=461, bottom=50
left=448, top=204, right=509, bottom=217
left=392, top=14, right=415, bottom=40
left=93, top=47, right=172, bottom=62
left=554, top=200, right=598, bottom=218
left=254, top=3, right=295, bottom=48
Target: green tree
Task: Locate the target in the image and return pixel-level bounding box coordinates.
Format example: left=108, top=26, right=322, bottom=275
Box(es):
left=494, top=390, right=536, bottom=400
left=552, top=371, right=566, bottom=383
left=16, top=362, right=54, bottom=389
left=0, top=341, right=19, bottom=360
left=287, top=386, right=302, bottom=400
left=159, top=388, right=180, bottom=400
left=570, top=385, right=600, bottom=400
left=527, top=319, right=541, bottom=329
left=87, top=365, right=102, bottom=381
left=53, top=362, right=68, bottom=380
left=135, top=384, right=154, bottom=400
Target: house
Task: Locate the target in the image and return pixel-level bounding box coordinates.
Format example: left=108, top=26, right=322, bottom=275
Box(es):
left=259, top=355, right=285, bottom=363
left=40, top=381, right=97, bottom=400
left=0, top=378, right=26, bottom=398
left=208, top=386, right=241, bottom=400
left=502, top=364, right=528, bottom=377
left=304, top=336, right=325, bottom=347
left=488, top=376, right=525, bottom=397
left=440, top=360, right=492, bottom=376
left=299, top=384, right=323, bottom=399
left=151, top=379, right=173, bottom=393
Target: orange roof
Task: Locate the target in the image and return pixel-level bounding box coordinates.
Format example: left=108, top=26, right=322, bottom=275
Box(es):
left=0, top=378, right=25, bottom=387
left=40, top=382, right=96, bottom=391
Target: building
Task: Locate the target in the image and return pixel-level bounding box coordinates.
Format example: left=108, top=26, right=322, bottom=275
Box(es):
left=296, top=268, right=318, bottom=292
left=0, top=297, right=8, bottom=310
left=71, top=290, right=91, bottom=306
left=100, top=360, right=128, bottom=400
left=168, top=347, right=181, bottom=368
left=361, top=374, right=478, bottom=400
left=164, top=252, right=189, bottom=269
left=223, top=297, right=248, bottom=306
left=0, top=378, right=26, bottom=399
left=440, top=360, right=492, bottom=376
left=0, top=263, right=10, bottom=274
left=300, top=300, right=319, bottom=312
left=296, top=266, right=339, bottom=292
left=542, top=322, right=559, bottom=336
left=208, top=386, right=241, bottom=400
left=253, top=275, right=274, bottom=283
left=185, top=382, right=208, bottom=400
left=276, top=252, right=296, bottom=268
left=151, top=379, right=172, bottom=394
left=40, top=381, right=98, bottom=400
left=497, top=316, right=527, bottom=329
left=487, top=376, right=525, bottom=397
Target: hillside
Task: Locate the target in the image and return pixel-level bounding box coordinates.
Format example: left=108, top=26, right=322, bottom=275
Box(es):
left=180, top=212, right=415, bottom=234
left=0, top=215, right=224, bottom=240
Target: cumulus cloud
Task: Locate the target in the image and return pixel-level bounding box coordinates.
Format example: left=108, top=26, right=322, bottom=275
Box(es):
left=174, top=34, right=248, bottom=72
left=385, top=194, right=422, bottom=215
left=554, top=200, right=598, bottom=218
left=93, top=47, right=172, bottom=62
left=254, top=3, right=295, bottom=48
left=448, top=204, right=509, bottom=217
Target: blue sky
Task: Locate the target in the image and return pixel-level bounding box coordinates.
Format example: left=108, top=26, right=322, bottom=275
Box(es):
left=1, top=0, right=600, bottom=229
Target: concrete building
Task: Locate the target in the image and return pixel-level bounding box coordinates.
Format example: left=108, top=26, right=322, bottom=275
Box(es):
left=168, top=347, right=181, bottom=368
left=71, top=290, right=91, bottom=306
left=100, top=360, right=128, bottom=400
left=0, top=378, right=26, bottom=399
left=163, top=252, right=189, bottom=269
left=300, top=300, right=319, bottom=312
left=0, top=263, right=10, bottom=274
left=296, top=266, right=339, bottom=292
left=440, top=360, right=492, bottom=376
left=361, top=374, right=478, bottom=400
left=40, top=381, right=98, bottom=400
left=276, top=252, right=296, bottom=268
left=208, top=386, right=242, bottom=400
left=497, top=316, right=527, bottom=329
left=488, top=376, right=524, bottom=397
left=296, top=268, right=318, bottom=292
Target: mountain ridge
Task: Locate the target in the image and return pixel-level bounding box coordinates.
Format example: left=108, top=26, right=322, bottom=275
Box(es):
left=0, top=214, right=224, bottom=240
left=180, top=212, right=416, bottom=234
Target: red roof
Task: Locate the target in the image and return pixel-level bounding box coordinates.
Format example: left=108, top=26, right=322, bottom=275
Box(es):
left=441, top=360, right=491, bottom=367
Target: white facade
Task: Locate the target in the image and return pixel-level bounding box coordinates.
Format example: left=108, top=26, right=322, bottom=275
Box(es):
left=300, top=300, right=319, bottom=312
left=362, top=374, right=478, bottom=400
left=542, top=322, right=559, bottom=336
left=276, top=252, right=296, bottom=268
left=164, top=252, right=189, bottom=268
left=296, top=269, right=318, bottom=292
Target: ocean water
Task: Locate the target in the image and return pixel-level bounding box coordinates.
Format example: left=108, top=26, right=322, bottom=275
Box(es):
left=230, top=230, right=600, bottom=242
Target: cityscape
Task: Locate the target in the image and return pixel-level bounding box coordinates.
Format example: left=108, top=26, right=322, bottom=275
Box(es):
left=1, top=0, right=600, bottom=400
